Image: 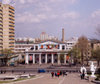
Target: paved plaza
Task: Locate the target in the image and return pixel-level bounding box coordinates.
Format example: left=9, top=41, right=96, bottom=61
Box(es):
left=6, top=73, right=95, bottom=84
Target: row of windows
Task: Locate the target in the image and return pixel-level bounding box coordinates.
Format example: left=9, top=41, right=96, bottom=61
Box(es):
left=67, top=43, right=74, bottom=45
left=9, top=7, right=14, bottom=11
left=15, top=49, right=25, bottom=51
left=9, top=14, right=14, bottom=18
left=9, top=25, right=14, bottom=27
left=15, top=42, right=33, bottom=44
left=9, top=32, right=14, bottom=34
left=9, top=36, right=14, bottom=37
left=9, top=10, right=14, bottom=14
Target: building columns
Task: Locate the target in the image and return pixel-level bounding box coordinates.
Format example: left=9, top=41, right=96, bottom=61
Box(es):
left=45, top=54, right=47, bottom=64
left=64, top=54, right=66, bottom=64
left=33, top=54, right=35, bottom=64
left=51, top=54, right=54, bottom=64
left=39, top=54, right=41, bottom=64
left=25, top=53, right=29, bottom=64
left=58, top=54, right=60, bottom=64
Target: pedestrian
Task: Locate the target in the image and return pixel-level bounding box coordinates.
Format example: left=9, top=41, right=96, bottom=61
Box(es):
left=80, top=72, right=82, bottom=79
left=57, top=71, right=60, bottom=77
left=51, top=71, right=54, bottom=78
left=63, top=71, right=65, bottom=76
left=60, top=71, right=62, bottom=75
left=55, top=72, right=57, bottom=77
left=82, top=70, right=85, bottom=79
left=65, top=71, right=68, bottom=76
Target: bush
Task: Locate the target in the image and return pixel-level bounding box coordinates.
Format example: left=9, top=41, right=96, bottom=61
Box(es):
left=95, top=77, right=99, bottom=81
left=87, top=71, right=91, bottom=75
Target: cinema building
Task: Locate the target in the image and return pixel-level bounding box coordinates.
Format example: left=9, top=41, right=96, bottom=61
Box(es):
left=24, top=40, right=68, bottom=64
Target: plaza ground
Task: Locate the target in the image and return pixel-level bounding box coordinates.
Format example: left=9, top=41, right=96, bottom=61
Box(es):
left=1, top=73, right=96, bottom=84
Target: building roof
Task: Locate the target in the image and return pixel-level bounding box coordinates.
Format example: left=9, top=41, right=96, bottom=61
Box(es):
left=34, top=39, right=66, bottom=44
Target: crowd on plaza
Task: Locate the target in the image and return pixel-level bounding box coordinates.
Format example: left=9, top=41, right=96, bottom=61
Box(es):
left=51, top=71, right=68, bottom=78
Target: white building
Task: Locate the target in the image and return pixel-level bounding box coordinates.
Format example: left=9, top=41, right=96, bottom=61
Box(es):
left=66, top=37, right=78, bottom=51
left=40, top=32, right=58, bottom=41
left=25, top=40, right=67, bottom=64
left=15, top=37, right=35, bottom=52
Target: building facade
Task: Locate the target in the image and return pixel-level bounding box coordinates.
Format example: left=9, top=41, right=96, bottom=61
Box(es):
left=0, top=2, right=15, bottom=51
left=0, top=3, right=3, bottom=52
left=66, top=37, right=78, bottom=51
left=15, top=37, right=35, bottom=52
left=25, top=40, right=67, bottom=64
left=40, top=32, right=58, bottom=41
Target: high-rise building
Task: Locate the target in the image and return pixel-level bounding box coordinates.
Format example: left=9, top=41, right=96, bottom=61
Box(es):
left=0, top=2, right=15, bottom=52
left=0, top=3, right=3, bottom=52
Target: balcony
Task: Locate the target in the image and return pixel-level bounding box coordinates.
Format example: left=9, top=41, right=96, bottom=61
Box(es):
left=10, top=30, right=14, bottom=33
left=9, top=20, right=14, bottom=23
left=9, top=27, right=14, bottom=30
left=0, top=29, right=2, bottom=32
left=0, top=11, right=2, bottom=14
left=0, top=14, right=2, bottom=17
left=9, top=7, right=15, bottom=11
left=9, top=17, right=15, bottom=20
left=10, top=44, right=14, bottom=46
left=9, top=37, right=14, bottom=39
left=10, top=34, right=14, bottom=36
left=9, top=13, right=14, bottom=17
left=0, top=33, right=3, bottom=35
left=9, top=9, right=14, bottom=12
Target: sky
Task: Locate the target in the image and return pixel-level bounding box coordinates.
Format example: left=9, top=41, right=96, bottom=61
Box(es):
left=1, top=0, right=100, bottom=40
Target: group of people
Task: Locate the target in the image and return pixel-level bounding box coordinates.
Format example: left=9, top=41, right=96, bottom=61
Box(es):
left=51, top=71, right=67, bottom=78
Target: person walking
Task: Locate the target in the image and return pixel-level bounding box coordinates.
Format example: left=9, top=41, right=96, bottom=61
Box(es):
left=80, top=72, right=83, bottom=79
left=82, top=70, right=85, bottom=79
left=55, top=72, right=57, bottom=77
left=63, top=71, right=65, bottom=76
left=57, top=71, right=60, bottom=77
left=51, top=71, right=54, bottom=78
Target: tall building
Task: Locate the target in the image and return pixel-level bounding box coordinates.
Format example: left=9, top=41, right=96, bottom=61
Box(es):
left=40, top=32, right=58, bottom=41
left=62, top=28, right=65, bottom=42
left=0, top=3, right=15, bottom=51
left=0, top=3, right=3, bottom=51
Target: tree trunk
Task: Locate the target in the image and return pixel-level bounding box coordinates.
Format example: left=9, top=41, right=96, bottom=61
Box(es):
left=81, top=51, right=84, bottom=65
left=97, top=60, right=99, bottom=66
left=86, top=58, right=89, bottom=66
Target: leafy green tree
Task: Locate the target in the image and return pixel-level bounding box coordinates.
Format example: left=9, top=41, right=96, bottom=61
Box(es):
left=68, top=47, right=80, bottom=65
left=59, top=51, right=66, bottom=65
left=76, top=35, right=89, bottom=65
left=1, top=48, right=13, bottom=66
left=91, top=48, right=100, bottom=66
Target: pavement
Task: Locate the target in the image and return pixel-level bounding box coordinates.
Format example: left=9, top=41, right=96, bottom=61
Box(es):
left=1, top=73, right=96, bottom=84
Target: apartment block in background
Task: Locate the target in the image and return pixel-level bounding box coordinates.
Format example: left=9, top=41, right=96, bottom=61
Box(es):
left=1, top=3, right=15, bottom=51
left=0, top=3, right=3, bottom=52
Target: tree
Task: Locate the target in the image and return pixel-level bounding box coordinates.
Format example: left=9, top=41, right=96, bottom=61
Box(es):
left=96, top=25, right=100, bottom=37
left=76, top=35, right=89, bottom=65
left=59, top=51, right=66, bottom=65
left=67, top=47, right=80, bottom=65
left=91, top=48, right=100, bottom=66
left=1, top=48, right=13, bottom=66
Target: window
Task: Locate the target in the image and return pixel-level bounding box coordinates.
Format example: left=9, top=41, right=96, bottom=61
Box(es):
left=62, top=45, right=65, bottom=50
left=35, top=46, right=38, bottom=50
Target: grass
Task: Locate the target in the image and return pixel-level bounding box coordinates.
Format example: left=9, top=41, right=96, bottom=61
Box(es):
left=0, top=76, right=37, bottom=83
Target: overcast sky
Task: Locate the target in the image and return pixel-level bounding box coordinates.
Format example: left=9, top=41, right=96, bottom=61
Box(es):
left=1, top=0, right=100, bottom=40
